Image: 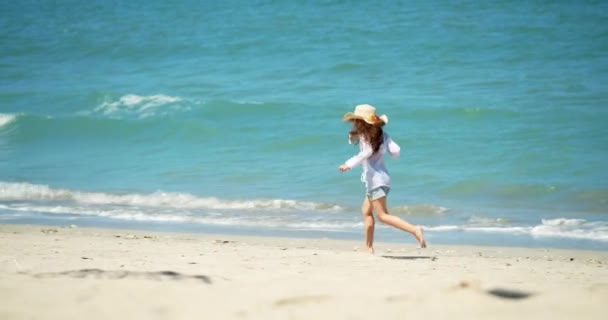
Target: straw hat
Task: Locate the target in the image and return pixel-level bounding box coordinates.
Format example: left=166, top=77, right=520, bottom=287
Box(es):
left=342, top=104, right=388, bottom=125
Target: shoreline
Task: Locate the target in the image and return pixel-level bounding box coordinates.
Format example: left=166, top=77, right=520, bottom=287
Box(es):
left=5, top=221, right=608, bottom=254
left=1, top=223, right=607, bottom=319
left=2, top=218, right=607, bottom=251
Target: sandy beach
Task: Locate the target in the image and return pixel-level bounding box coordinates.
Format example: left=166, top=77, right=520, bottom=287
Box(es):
left=0, top=224, right=606, bottom=320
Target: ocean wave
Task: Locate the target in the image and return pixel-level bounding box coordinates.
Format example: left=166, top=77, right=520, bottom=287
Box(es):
left=0, top=203, right=359, bottom=231
left=467, top=215, right=511, bottom=226
left=1, top=189, right=607, bottom=241
left=391, top=204, right=448, bottom=216
left=531, top=218, right=608, bottom=241
left=426, top=217, right=608, bottom=242
left=0, top=182, right=345, bottom=212
left=0, top=113, right=18, bottom=128
left=0, top=204, right=190, bottom=223
left=93, top=94, right=190, bottom=118
left=423, top=225, right=460, bottom=231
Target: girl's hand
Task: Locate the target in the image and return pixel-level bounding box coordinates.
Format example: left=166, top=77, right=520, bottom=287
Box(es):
left=339, top=164, right=350, bottom=172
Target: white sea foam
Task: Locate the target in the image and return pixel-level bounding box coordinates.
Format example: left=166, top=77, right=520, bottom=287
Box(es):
left=466, top=226, right=530, bottom=235
left=94, top=94, right=187, bottom=118
left=425, top=217, right=608, bottom=242
left=232, top=100, right=264, bottom=105
left=0, top=203, right=358, bottom=231
left=467, top=215, right=510, bottom=226
left=391, top=204, right=448, bottom=216
left=0, top=182, right=345, bottom=212
left=423, top=225, right=460, bottom=231
left=0, top=113, right=17, bottom=128
left=2, top=182, right=606, bottom=242
left=0, top=203, right=192, bottom=222
left=531, top=218, right=608, bottom=241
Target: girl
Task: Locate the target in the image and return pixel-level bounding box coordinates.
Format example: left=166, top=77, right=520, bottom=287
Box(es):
left=338, top=104, right=426, bottom=254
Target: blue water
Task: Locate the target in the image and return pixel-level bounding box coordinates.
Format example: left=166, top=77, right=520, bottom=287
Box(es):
left=1, top=0, right=607, bottom=249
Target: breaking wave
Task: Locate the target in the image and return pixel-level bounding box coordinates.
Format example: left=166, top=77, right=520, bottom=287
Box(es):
left=425, top=217, right=608, bottom=242
left=0, top=113, right=18, bottom=128
left=92, top=94, right=190, bottom=118
left=0, top=182, right=344, bottom=212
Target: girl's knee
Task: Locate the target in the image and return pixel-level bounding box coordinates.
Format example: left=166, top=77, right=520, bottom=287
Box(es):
left=364, top=220, right=375, bottom=229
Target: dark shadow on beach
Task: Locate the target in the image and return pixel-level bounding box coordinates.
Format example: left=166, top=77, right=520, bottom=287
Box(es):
left=487, top=288, right=533, bottom=300
left=381, top=255, right=434, bottom=260
left=29, top=269, right=212, bottom=284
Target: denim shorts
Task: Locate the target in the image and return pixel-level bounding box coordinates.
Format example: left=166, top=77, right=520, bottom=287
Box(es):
left=367, top=186, right=390, bottom=200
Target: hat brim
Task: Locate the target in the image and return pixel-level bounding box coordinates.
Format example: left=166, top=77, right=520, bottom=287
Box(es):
left=342, top=112, right=359, bottom=121
left=343, top=113, right=388, bottom=125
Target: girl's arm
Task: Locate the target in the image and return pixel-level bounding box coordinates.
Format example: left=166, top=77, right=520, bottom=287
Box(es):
left=385, top=133, right=400, bottom=158
left=340, top=138, right=373, bottom=171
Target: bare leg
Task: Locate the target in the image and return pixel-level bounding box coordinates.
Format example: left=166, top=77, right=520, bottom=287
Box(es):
left=361, top=196, right=375, bottom=254
left=371, top=196, right=427, bottom=248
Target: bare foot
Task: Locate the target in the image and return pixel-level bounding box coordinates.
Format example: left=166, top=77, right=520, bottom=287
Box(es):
left=415, top=226, right=427, bottom=248
left=367, top=246, right=375, bottom=255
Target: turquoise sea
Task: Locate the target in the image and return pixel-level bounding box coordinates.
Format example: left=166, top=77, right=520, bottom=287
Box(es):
left=1, top=0, right=607, bottom=249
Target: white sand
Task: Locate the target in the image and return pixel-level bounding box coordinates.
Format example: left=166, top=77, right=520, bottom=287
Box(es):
left=1, top=224, right=607, bottom=320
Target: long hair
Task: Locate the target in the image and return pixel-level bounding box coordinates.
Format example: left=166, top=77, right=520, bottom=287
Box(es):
left=349, top=119, right=384, bottom=153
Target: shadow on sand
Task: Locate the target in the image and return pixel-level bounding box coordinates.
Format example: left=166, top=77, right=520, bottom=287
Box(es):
left=30, top=269, right=212, bottom=284
left=381, top=255, right=435, bottom=260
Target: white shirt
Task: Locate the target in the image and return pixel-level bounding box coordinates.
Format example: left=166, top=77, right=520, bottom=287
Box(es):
left=345, top=132, right=400, bottom=191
